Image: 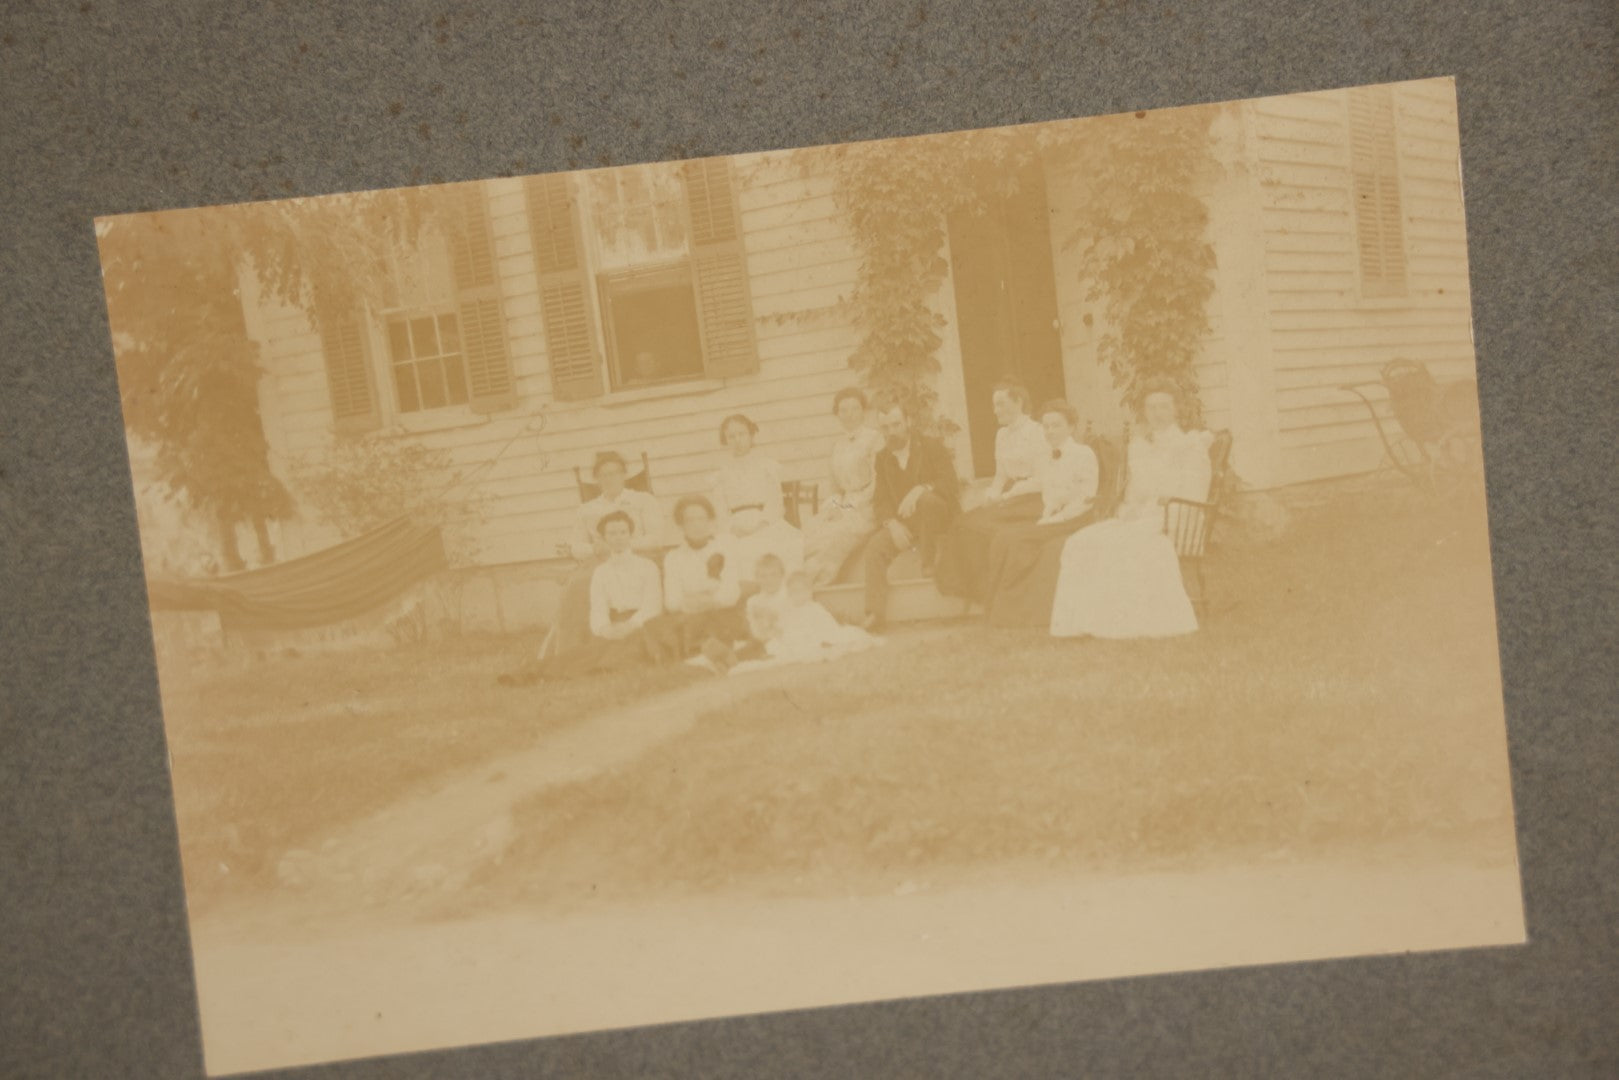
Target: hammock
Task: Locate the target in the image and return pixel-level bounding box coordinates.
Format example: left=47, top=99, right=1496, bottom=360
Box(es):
left=145, top=516, right=447, bottom=633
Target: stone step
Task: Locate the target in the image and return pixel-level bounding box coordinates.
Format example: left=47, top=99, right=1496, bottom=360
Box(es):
left=813, top=549, right=971, bottom=625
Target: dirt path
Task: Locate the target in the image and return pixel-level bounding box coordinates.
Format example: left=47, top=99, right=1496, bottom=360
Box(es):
left=269, top=628, right=959, bottom=914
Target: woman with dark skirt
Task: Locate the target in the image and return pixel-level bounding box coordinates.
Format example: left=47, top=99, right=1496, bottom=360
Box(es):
left=640, top=494, right=751, bottom=663
left=546, top=450, right=664, bottom=659
left=985, top=400, right=1101, bottom=627
left=932, top=379, right=1050, bottom=604
left=498, top=510, right=664, bottom=684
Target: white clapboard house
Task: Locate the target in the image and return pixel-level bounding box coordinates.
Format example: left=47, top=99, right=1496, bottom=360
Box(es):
left=164, top=78, right=1475, bottom=639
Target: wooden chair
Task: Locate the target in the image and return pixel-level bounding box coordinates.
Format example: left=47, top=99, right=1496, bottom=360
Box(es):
left=1164, top=429, right=1235, bottom=619
left=781, top=479, right=819, bottom=530
left=573, top=451, right=653, bottom=502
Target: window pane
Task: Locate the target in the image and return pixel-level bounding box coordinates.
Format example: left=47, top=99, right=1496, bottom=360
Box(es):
left=417, top=357, right=447, bottom=409
left=608, top=276, right=704, bottom=387
left=387, top=320, right=413, bottom=363
left=394, top=363, right=421, bottom=413
left=410, top=316, right=439, bottom=358
left=437, top=313, right=460, bottom=354
left=445, top=353, right=469, bottom=405
left=588, top=161, right=689, bottom=270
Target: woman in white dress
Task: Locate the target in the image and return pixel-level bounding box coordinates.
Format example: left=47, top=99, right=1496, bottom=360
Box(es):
left=710, top=413, right=805, bottom=584
left=801, top=388, right=885, bottom=586
left=1050, top=380, right=1214, bottom=640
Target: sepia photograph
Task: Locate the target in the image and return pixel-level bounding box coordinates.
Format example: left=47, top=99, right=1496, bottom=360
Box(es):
left=96, top=77, right=1523, bottom=1075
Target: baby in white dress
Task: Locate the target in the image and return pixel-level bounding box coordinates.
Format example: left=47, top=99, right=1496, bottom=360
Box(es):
left=769, top=573, right=880, bottom=662
left=724, top=572, right=881, bottom=676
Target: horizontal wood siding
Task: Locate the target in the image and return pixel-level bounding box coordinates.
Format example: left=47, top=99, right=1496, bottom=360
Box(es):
left=1248, top=80, right=1477, bottom=484
left=251, top=160, right=866, bottom=568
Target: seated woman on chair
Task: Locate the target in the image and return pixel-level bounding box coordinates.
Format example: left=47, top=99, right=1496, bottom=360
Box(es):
left=1049, top=378, right=1214, bottom=641
left=984, top=399, right=1101, bottom=627
left=710, top=413, right=804, bottom=585
left=933, top=379, right=1050, bottom=605
left=549, top=450, right=664, bottom=658
left=800, top=388, right=885, bottom=586
left=499, top=510, right=663, bottom=683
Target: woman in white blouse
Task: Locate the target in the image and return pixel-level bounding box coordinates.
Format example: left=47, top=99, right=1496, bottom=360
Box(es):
left=801, top=388, right=886, bottom=586
left=933, top=379, right=1050, bottom=603
left=547, top=450, right=664, bottom=657
left=710, top=413, right=805, bottom=584
left=1050, top=380, right=1214, bottom=640
left=499, top=510, right=664, bottom=683
left=985, top=400, right=1102, bottom=627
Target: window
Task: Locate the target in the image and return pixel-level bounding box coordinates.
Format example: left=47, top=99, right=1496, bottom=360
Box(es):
left=1348, top=85, right=1409, bottom=299
left=598, top=264, right=706, bottom=390
left=584, top=165, right=689, bottom=269
left=317, top=182, right=516, bottom=433
left=386, top=310, right=468, bottom=413
left=525, top=158, right=760, bottom=403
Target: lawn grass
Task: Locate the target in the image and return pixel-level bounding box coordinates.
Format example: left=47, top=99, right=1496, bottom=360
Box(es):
left=473, top=482, right=1519, bottom=908
left=159, top=630, right=699, bottom=912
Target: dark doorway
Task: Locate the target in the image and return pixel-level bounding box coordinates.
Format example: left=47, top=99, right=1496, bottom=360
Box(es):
left=946, top=158, right=1067, bottom=478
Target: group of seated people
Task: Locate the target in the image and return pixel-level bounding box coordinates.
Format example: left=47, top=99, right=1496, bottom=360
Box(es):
left=502, top=376, right=1215, bottom=685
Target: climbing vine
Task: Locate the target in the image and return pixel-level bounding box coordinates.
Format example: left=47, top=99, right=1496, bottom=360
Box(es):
left=801, top=105, right=1220, bottom=429
left=1044, top=107, right=1221, bottom=425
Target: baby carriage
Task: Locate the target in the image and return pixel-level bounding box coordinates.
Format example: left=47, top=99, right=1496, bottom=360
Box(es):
left=1338, top=359, right=1483, bottom=491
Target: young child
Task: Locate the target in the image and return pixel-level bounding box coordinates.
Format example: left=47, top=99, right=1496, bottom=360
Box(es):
left=768, top=571, right=881, bottom=662
left=744, top=553, right=791, bottom=649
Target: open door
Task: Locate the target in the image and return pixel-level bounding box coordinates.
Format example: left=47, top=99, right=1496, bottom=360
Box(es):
left=946, top=158, right=1067, bottom=478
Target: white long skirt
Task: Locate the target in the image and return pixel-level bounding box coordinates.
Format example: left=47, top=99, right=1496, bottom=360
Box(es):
left=728, top=513, right=805, bottom=583
left=1049, top=516, right=1198, bottom=639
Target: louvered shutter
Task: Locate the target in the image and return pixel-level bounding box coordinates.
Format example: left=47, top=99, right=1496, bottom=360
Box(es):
left=524, top=174, right=604, bottom=401
left=317, top=304, right=380, bottom=433
left=446, top=182, right=518, bottom=412
left=681, top=157, right=759, bottom=379
left=1347, top=86, right=1408, bottom=299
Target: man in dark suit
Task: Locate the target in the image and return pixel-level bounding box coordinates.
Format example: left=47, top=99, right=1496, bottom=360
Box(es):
left=860, top=399, right=961, bottom=630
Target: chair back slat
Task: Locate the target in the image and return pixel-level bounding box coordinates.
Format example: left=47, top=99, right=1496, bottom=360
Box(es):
left=781, top=480, right=819, bottom=529
left=574, top=450, right=654, bottom=503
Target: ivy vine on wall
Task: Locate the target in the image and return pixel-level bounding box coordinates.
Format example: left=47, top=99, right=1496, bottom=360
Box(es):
left=800, top=104, right=1221, bottom=430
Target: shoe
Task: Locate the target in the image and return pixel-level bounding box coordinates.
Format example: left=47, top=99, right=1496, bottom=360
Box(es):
left=858, top=612, right=885, bottom=633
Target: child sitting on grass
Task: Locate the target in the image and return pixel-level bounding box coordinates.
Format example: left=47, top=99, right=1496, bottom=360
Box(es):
left=721, top=571, right=882, bottom=677
left=689, top=552, right=790, bottom=675
left=771, top=571, right=880, bottom=661
left=744, top=553, right=791, bottom=651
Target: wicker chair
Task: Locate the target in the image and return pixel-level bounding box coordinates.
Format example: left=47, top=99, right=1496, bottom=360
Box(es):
left=1339, top=359, right=1481, bottom=490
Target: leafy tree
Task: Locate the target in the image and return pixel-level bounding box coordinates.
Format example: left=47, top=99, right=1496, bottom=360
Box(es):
left=98, top=190, right=429, bottom=570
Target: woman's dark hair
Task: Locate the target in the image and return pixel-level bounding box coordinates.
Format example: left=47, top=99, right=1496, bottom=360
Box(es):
left=595, top=509, right=635, bottom=538
left=591, top=450, right=627, bottom=477
left=831, top=387, right=868, bottom=415
left=673, top=494, right=716, bottom=524
left=1038, top=399, right=1079, bottom=429
left=992, top=379, right=1032, bottom=413
left=718, top=413, right=759, bottom=445
left=1134, top=377, right=1187, bottom=420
